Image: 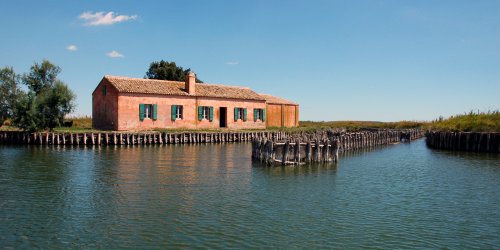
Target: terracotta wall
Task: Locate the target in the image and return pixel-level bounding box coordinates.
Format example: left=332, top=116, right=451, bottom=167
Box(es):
left=265, top=104, right=299, bottom=128
left=92, top=79, right=119, bottom=130
left=115, top=93, right=266, bottom=131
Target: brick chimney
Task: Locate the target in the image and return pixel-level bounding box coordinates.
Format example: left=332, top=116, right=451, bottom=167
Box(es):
left=185, top=71, right=196, bottom=95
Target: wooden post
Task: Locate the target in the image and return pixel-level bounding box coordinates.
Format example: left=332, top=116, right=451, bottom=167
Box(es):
left=282, top=141, right=290, bottom=165
left=294, top=139, right=301, bottom=164
left=266, top=140, right=274, bottom=165
left=323, top=139, right=329, bottom=162
left=305, top=141, right=312, bottom=163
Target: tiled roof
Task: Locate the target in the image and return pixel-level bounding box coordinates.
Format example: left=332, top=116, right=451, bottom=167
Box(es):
left=259, top=93, right=298, bottom=105
left=103, top=75, right=265, bottom=101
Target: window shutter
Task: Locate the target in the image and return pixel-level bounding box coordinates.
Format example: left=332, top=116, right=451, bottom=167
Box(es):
left=254, top=109, right=257, bottom=122
left=152, top=104, right=158, bottom=120
left=198, top=106, right=203, bottom=121
left=102, top=85, right=106, bottom=95
left=171, top=105, right=176, bottom=121
left=209, top=106, right=214, bottom=122
left=234, top=108, right=239, bottom=121
left=262, top=109, right=266, bottom=122
left=139, top=104, right=145, bottom=121
left=243, top=108, right=247, bottom=121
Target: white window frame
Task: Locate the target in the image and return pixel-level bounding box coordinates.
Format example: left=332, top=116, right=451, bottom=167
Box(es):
left=202, top=106, right=210, bottom=120
left=176, top=105, right=183, bottom=119
left=144, top=104, right=153, bottom=119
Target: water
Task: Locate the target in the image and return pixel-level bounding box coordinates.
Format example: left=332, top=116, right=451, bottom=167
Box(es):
left=1, top=139, right=499, bottom=248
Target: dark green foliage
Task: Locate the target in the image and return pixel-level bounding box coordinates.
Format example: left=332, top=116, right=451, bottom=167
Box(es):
left=8, top=60, right=76, bottom=132
left=145, top=60, right=203, bottom=83
left=23, top=60, right=61, bottom=94
left=0, top=67, right=22, bottom=124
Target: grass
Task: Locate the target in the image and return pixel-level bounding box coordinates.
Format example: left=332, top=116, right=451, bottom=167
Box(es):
left=427, top=110, right=500, bottom=132
left=1, top=116, right=428, bottom=133
left=296, top=120, right=427, bottom=132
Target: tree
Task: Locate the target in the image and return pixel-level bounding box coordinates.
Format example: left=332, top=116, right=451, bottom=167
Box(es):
left=145, top=60, right=203, bottom=83
left=0, top=67, right=21, bottom=125
left=11, top=60, right=76, bottom=131
left=23, top=60, right=61, bottom=94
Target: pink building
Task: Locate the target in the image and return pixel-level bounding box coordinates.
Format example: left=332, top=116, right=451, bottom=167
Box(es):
left=92, top=72, right=298, bottom=131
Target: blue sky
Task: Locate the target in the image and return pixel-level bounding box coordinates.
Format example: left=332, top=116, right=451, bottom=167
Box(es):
left=1, top=0, right=499, bottom=121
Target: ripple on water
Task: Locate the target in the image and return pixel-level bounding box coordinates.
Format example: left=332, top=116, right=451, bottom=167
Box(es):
left=0, top=141, right=500, bottom=248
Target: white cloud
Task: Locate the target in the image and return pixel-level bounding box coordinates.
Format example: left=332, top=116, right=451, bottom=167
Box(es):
left=226, top=61, right=239, bottom=65
left=106, top=50, right=124, bottom=58
left=66, top=45, right=78, bottom=51
left=79, top=11, right=138, bottom=26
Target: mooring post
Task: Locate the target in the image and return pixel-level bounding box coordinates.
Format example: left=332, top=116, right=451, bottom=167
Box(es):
left=294, top=139, right=301, bottom=164
left=282, top=141, right=290, bottom=166
left=305, top=141, right=312, bottom=163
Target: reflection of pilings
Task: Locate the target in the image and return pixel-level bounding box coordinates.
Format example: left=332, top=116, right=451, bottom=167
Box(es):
left=252, top=129, right=424, bottom=165
left=426, top=131, right=500, bottom=153
left=0, top=131, right=292, bottom=146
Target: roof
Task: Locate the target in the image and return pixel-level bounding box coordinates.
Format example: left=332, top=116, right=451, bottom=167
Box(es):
left=102, top=75, right=265, bottom=101
left=259, top=93, right=298, bottom=105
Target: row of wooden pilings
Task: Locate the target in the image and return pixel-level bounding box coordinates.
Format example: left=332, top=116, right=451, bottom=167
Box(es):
left=252, top=129, right=424, bottom=165
left=0, top=131, right=290, bottom=145
left=426, top=131, right=500, bottom=153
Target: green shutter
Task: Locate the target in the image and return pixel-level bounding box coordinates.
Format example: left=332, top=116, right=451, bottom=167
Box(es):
left=139, top=104, right=145, bottom=121
left=262, top=109, right=266, bottom=122
left=198, top=106, right=203, bottom=121
left=209, top=106, right=214, bottom=122
left=243, top=108, right=247, bottom=122
left=254, top=109, right=257, bottom=122
left=152, top=104, right=158, bottom=120
left=171, top=105, right=176, bottom=121
left=102, top=85, right=106, bottom=95
left=234, top=108, right=239, bottom=121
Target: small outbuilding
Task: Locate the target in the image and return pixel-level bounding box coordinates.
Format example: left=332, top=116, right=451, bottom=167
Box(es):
left=92, top=72, right=298, bottom=130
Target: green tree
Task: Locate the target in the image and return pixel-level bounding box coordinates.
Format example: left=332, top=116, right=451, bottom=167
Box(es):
left=145, top=60, right=203, bottom=82
left=23, top=60, right=61, bottom=94
left=0, top=67, right=22, bottom=125
left=11, top=60, right=76, bottom=131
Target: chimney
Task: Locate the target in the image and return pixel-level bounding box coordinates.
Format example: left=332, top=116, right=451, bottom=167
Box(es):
left=185, top=71, right=196, bottom=95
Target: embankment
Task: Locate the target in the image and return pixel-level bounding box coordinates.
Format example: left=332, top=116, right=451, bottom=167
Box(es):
left=0, top=131, right=289, bottom=145
left=425, top=131, right=500, bottom=153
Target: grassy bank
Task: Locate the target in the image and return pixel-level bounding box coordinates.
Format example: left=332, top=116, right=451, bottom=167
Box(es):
left=1, top=116, right=428, bottom=133
left=297, top=120, right=426, bottom=132
left=428, top=110, right=500, bottom=132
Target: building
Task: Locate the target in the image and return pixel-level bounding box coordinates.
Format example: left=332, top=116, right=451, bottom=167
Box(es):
left=92, top=72, right=298, bottom=131
left=259, top=94, right=299, bottom=128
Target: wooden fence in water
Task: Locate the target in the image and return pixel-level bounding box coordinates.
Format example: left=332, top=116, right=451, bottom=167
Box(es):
left=252, top=129, right=424, bottom=165
left=426, top=131, right=500, bottom=153
left=0, top=131, right=290, bottom=145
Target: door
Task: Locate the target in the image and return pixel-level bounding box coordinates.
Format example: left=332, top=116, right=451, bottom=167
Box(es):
left=219, top=107, right=227, bottom=128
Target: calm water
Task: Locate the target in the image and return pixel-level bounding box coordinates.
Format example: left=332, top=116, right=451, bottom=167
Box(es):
left=1, top=139, right=499, bottom=249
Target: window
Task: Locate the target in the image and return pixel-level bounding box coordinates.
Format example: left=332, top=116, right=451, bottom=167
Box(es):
left=202, top=106, right=210, bottom=119
left=254, top=108, right=265, bottom=122
left=171, top=105, right=183, bottom=121
left=234, top=107, right=247, bottom=121
left=144, top=104, right=153, bottom=119
left=198, top=106, right=214, bottom=121
left=102, top=85, right=106, bottom=96
left=140, top=104, right=157, bottom=121
left=176, top=105, right=183, bottom=119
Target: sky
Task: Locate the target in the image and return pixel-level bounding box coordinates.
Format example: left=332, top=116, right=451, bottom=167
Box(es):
left=1, top=0, right=499, bottom=121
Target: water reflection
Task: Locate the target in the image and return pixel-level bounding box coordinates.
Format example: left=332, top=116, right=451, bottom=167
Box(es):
left=1, top=141, right=499, bottom=249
